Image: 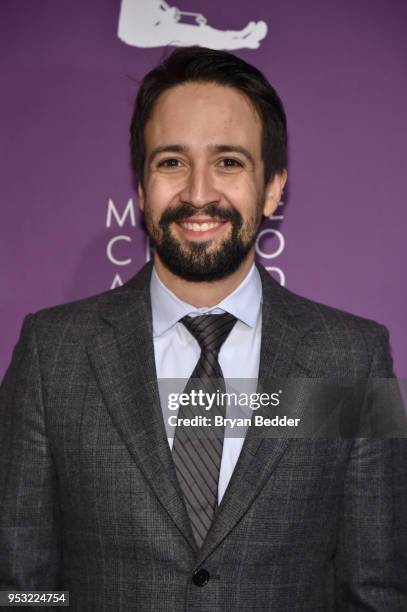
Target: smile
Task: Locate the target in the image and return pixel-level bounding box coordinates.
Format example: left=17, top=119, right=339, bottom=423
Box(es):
left=175, top=217, right=228, bottom=239
left=180, top=221, right=222, bottom=232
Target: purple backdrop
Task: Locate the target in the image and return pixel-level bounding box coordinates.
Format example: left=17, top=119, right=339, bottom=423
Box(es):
left=1, top=0, right=406, bottom=377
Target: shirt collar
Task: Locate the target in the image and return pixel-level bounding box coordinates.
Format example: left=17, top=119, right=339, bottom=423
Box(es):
left=150, top=263, right=262, bottom=338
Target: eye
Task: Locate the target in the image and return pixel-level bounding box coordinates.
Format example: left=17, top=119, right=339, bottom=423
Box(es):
left=157, top=158, right=183, bottom=168
left=218, top=158, right=244, bottom=168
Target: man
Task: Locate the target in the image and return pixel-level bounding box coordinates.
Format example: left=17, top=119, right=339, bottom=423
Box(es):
left=0, top=46, right=406, bottom=611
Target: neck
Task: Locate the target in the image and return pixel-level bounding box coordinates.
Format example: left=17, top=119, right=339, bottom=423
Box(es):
left=153, top=250, right=255, bottom=307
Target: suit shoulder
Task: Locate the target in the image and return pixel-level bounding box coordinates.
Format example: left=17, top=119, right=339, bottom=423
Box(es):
left=280, top=282, right=387, bottom=338
left=269, top=281, right=393, bottom=376
left=22, top=262, right=152, bottom=332
left=21, top=281, right=146, bottom=341
left=257, top=263, right=390, bottom=362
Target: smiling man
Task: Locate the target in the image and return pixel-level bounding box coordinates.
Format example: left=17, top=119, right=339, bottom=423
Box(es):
left=1, top=47, right=406, bottom=611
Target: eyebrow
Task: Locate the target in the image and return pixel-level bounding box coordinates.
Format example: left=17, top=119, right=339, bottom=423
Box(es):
left=148, top=145, right=186, bottom=164
left=148, top=144, right=256, bottom=168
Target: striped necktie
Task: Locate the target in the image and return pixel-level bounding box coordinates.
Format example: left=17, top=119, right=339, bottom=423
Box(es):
left=172, top=313, right=237, bottom=548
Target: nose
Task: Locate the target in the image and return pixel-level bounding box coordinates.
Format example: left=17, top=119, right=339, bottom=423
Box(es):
left=179, top=163, right=220, bottom=209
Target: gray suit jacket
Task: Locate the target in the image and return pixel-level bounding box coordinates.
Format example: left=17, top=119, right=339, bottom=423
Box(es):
left=0, top=262, right=406, bottom=611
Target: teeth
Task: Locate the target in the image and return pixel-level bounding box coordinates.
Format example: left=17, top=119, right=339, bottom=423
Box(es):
left=180, top=221, right=221, bottom=232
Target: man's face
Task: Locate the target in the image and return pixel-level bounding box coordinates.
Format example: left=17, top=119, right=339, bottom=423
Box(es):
left=139, top=81, right=282, bottom=282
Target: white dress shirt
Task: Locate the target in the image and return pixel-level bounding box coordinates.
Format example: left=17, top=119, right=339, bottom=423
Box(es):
left=150, top=263, right=262, bottom=502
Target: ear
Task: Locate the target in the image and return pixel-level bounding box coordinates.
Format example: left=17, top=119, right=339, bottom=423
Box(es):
left=262, top=169, right=287, bottom=218
left=137, top=182, right=145, bottom=211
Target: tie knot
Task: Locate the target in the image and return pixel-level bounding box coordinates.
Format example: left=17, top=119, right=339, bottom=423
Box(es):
left=181, top=313, right=237, bottom=356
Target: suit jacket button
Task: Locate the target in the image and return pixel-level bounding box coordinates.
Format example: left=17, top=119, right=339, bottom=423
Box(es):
left=192, top=568, right=210, bottom=587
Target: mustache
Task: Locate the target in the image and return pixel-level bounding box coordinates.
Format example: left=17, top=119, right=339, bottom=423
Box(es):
left=159, top=203, right=241, bottom=227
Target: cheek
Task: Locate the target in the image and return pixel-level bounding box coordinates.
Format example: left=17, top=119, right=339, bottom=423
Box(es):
left=146, top=174, right=183, bottom=211
left=144, top=183, right=171, bottom=220
left=224, top=177, right=262, bottom=213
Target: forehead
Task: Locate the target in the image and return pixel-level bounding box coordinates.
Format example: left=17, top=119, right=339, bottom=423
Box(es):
left=144, top=81, right=262, bottom=152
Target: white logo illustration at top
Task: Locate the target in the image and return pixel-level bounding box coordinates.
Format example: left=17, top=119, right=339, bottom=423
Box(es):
left=118, top=0, right=268, bottom=50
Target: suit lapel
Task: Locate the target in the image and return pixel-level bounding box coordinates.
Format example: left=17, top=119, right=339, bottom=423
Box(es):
left=87, top=263, right=197, bottom=551
left=196, top=264, right=317, bottom=564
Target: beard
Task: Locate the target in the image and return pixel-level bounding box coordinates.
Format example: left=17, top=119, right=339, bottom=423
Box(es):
left=143, top=199, right=264, bottom=282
